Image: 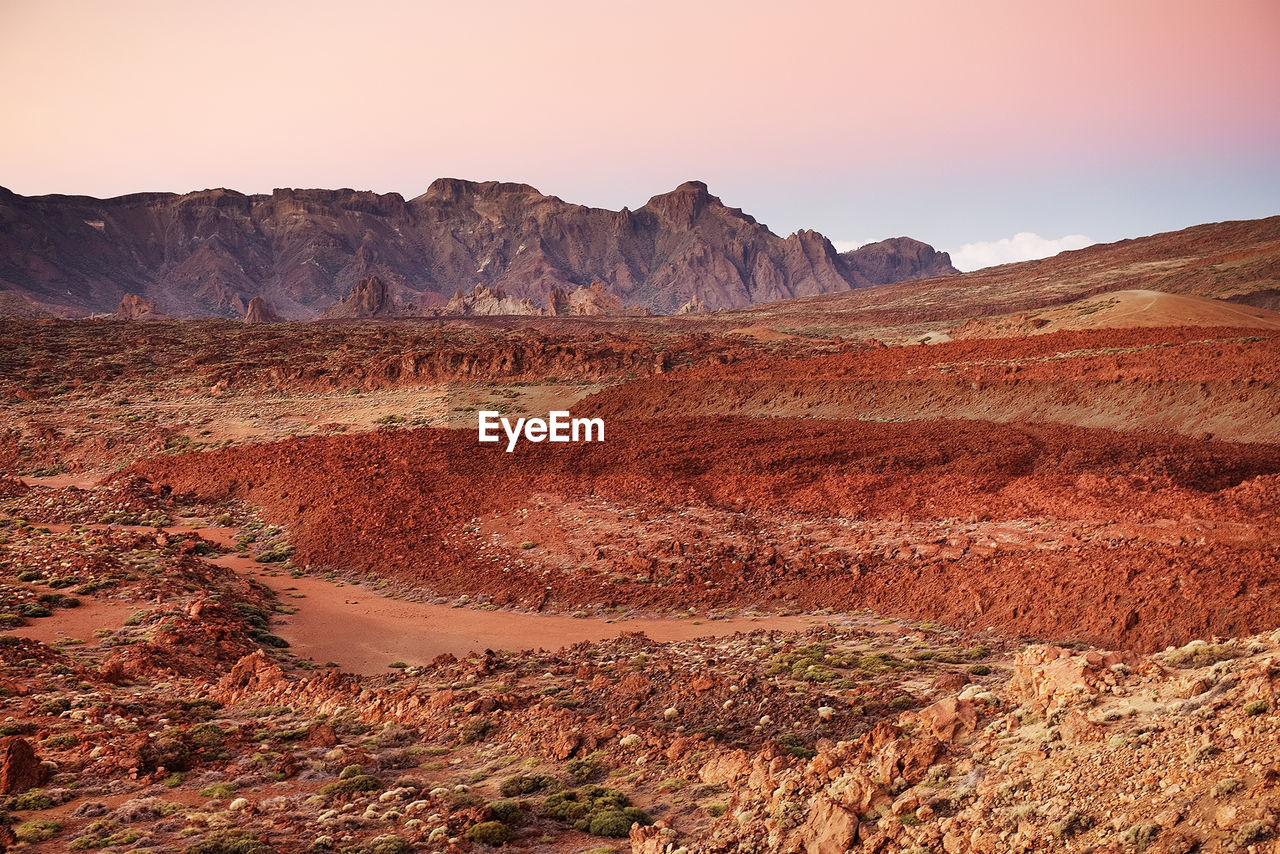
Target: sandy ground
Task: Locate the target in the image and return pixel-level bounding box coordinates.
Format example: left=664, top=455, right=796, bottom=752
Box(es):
left=7, top=595, right=137, bottom=646
left=953, top=289, right=1280, bottom=339
left=1, top=513, right=826, bottom=676
left=20, top=473, right=106, bottom=489
left=205, top=547, right=824, bottom=675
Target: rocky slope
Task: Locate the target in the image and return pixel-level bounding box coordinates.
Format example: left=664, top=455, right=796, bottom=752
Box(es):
left=727, top=215, right=1280, bottom=339
left=0, top=181, right=957, bottom=319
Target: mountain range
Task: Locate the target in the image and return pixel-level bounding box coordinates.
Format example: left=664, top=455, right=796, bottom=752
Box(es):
left=0, top=180, right=956, bottom=319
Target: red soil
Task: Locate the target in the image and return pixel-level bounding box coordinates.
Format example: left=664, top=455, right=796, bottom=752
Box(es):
left=131, top=412, right=1280, bottom=654
left=582, top=327, right=1280, bottom=442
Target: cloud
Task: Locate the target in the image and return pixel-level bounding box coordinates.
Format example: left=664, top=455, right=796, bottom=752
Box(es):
left=950, top=232, right=1094, bottom=272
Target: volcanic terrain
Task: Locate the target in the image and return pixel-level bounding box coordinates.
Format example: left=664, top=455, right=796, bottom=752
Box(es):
left=0, top=215, right=1278, bottom=854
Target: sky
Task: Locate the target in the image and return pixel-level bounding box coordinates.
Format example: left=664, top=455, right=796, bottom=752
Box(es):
left=1, top=0, right=1277, bottom=271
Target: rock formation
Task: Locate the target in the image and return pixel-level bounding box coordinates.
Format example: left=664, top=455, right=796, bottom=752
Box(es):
left=112, top=293, right=169, bottom=321
left=675, top=294, right=709, bottom=315
left=840, top=236, right=958, bottom=284
left=0, top=180, right=957, bottom=318
left=441, top=285, right=547, bottom=317
left=0, top=737, right=45, bottom=794
left=242, top=295, right=281, bottom=324
left=319, top=276, right=407, bottom=320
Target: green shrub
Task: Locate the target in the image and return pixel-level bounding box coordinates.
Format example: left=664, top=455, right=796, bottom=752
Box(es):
left=7, top=789, right=54, bottom=810
left=250, top=629, right=290, bottom=648
left=487, top=798, right=524, bottom=825
left=199, top=783, right=236, bottom=799
left=42, top=732, right=78, bottom=749
left=542, top=785, right=651, bottom=835
left=464, top=821, right=511, bottom=845
left=320, top=774, right=382, bottom=796
left=500, top=773, right=557, bottom=797
left=363, top=835, right=412, bottom=854
left=138, top=735, right=192, bottom=772
left=1234, top=821, right=1271, bottom=846
left=256, top=544, right=294, bottom=564
left=15, top=819, right=61, bottom=842
left=1158, top=641, right=1241, bottom=669
left=1244, top=699, right=1270, bottom=716
left=543, top=786, right=624, bottom=823
left=1050, top=809, right=1093, bottom=839
left=566, top=750, right=606, bottom=782
left=460, top=718, right=492, bottom=744
left=587, top=807, right=651, bottom=837
left=776, top=733, right=816, bottom=760
left=1119, top=822, right=1161, bottom=852
left=188, top=722, right=225, bottom=748
left=184, top=829, right=277, bottom=854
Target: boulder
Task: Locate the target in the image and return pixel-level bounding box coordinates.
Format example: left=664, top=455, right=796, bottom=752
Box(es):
left=0, top=737, right=45, bottom=794
left=800, top=795, right=858, bottom=854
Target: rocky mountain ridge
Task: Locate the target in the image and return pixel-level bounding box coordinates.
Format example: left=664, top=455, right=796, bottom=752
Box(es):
left=0, top=180, right=956, bottom=319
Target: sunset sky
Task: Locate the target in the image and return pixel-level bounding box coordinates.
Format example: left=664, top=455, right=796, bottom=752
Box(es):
left=2, top=0, right=1277, bottom=269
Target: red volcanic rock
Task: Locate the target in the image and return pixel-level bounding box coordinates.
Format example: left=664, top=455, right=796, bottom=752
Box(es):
left=911, top=696, right=978, bottom=742
left=799, top=795, right=859, bottom=854
left=304, top=724, right=338, bottom=748
left=930, top=672, right=970, bottom=692
left=113, top=293, right=169, bottom=321
left=0, top=737, right=45, bottom=794
left=243, top=295, right=282, bottom=324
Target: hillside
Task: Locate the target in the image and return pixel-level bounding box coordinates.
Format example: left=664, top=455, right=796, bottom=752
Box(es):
left=717, top=215, right=1280, bottom=339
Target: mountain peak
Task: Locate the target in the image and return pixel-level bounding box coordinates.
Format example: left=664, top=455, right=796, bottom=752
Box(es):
left=642, top=180, right=720, bottom=229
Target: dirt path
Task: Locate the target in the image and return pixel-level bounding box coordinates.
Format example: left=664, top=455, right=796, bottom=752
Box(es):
left=19, top=473, right=105, bottom=489
left=204, top=546, right=824, bottom=675
left=4, top=516, right=828, bottom=673
left=6, top=596, right=137, bottom=646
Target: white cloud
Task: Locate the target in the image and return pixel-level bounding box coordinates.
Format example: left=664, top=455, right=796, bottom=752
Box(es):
left=831, top=238, right=881, bottom=253
left=950, top=232, right=1094, bottom=272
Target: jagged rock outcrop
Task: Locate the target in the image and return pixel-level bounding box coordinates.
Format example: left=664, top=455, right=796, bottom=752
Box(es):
left=242, top=295, right=281, bottom=324
left=442, top=284, right=547, bottom=317
left=320, top=276, right=409, bottom=320
left=112, top=293, right=169, bottom=321
left=565, top=281, right=624, bottom=316
left=0, top=180, right=958, bottom=318
left=675, top=294, right=709, bottom=315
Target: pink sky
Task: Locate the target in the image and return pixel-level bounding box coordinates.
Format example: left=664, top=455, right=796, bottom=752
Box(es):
left=2, top=0, right=1277, bottom=264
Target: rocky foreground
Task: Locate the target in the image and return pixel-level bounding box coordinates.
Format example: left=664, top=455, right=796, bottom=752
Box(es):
left=0, top=480, right=1276, bottom=853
